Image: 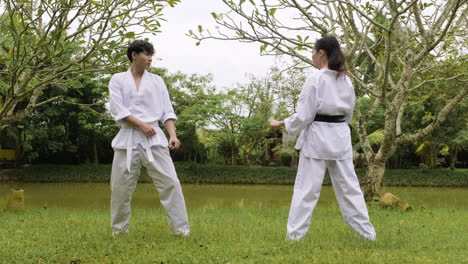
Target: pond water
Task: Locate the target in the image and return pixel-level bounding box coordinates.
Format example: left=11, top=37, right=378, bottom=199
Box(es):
left=0, top=183, right=466, bottom=209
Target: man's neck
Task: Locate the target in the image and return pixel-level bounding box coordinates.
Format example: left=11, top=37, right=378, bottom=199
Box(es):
left=130, top=65, right=145, bottom=77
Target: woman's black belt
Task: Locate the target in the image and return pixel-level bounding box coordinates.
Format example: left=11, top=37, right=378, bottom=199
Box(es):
left=314, top=115, right=346, bottom=123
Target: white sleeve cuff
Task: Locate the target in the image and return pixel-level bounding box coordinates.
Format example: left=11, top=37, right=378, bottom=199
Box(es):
left=162, top=113, right=177, bottom=124
left=284, top=117, right=292, bottom=135
left=114, top=110, right=132, bottom=122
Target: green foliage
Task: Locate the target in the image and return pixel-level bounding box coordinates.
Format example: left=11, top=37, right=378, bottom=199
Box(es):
left=4, top=164, right=468, bottom=187
left=0, top=72, right=117, bottom=164
left=0, top=0, right=180, bottom=127
left=198, top=75, right=275, bottom=165
left=190, top=0, right=468, bottom=199
left=149, top=68, right=218, bottom=163
left=279, top=152, right=293, bottom=167
left=405, top=56, right=468, bottom=168
left=352, top=55, right=468, bottom=169
left=1, top=0, right=466, bottom=172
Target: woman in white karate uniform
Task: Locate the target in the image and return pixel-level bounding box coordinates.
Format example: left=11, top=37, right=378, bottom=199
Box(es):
left=270, top=36, right=376, bottom=241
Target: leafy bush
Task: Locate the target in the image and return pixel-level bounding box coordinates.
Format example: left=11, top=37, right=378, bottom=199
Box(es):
left=2, top=164, right=467, bottom=187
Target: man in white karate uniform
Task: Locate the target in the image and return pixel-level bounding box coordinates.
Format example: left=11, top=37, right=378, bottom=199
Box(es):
left=271, top=36, right=376, bottom=241
left=108, top=40, right=190, bottom=236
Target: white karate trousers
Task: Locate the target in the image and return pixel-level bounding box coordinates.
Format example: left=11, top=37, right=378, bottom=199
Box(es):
left=286, top=155, right=376, bottom=240
left=111, top=144, right=190, bottom=235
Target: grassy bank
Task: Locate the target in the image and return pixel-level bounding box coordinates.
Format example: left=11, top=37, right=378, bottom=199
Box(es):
left=0, top=207, right=467, bottom=263
left=1, top=163, right=468, bottom=187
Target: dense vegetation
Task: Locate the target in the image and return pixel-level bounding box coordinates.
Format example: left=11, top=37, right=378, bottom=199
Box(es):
left=2, top=164, right=467, bottom=187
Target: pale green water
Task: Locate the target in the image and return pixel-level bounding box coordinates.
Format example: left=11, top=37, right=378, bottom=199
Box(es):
left=0, top=183, right=466, bottom=209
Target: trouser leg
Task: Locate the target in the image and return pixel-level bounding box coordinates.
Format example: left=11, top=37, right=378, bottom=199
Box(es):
left=286, top=155, right=326, bottom=240
left=110, top=148, right=141, bottom=234
left=327, top=159, right=376, bottom=240
left=142, top=145, right=190, bottom=235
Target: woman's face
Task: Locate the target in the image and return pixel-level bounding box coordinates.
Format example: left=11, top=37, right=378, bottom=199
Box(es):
left=312, top=48, right=327, bottom=68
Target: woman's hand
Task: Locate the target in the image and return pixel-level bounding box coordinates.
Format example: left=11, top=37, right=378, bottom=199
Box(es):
left=270, top=119, right=285, bottom=128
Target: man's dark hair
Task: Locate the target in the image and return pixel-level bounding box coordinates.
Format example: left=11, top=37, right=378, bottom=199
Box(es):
left=314, top=36, right=347, bottom=78
left=127, top=40, right=154, bottom=62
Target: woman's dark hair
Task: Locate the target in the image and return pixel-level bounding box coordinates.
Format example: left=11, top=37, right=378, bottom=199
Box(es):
left=314, top=36, right=347, bottom=78
left=127, top=40, right=154, bottom=62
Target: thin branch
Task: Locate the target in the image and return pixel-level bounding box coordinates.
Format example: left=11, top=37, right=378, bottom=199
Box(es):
left=396, top=86, right=468, bottom=145
left=410, top=73, right=466, bottom=91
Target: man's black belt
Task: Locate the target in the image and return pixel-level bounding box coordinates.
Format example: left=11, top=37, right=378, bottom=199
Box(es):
left=314, top=115, right=346, bottom=123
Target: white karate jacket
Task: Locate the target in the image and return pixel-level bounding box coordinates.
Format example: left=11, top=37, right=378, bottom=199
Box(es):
left=284, top=69, right=355, bottom=160
left=108, top=69, right=177, bottom=150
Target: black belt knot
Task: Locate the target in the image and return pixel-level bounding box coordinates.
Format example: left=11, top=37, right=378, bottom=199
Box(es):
left=314, top=115, right=345, bottom=123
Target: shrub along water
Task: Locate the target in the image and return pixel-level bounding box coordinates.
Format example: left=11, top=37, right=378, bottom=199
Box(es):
left=1, top=163, right=467, bottom=187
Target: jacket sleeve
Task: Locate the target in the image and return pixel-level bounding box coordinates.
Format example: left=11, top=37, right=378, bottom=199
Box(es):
left=345, top=77, right=356, bottom=124
left=159, top=77, right=177, bottom=124
left=284, top=76, right=317, bottom=136
left=109, top=75, right=131, bottom=123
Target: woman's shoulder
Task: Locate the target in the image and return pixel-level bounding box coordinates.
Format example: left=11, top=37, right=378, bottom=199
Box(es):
left=343, top=74, right=353, bottom=87
left=310, top=69, right=337, bottom=82
left=307, top=69, right=334, bottom=85
left=306, top=70, right=323, bottom=84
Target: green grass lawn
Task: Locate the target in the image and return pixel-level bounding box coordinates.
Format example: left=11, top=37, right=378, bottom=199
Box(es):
left=1, top=206, right=467, bottom=263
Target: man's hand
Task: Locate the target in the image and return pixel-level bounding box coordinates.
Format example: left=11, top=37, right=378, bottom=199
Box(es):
left=123, top=116, right=156, bottom=136
left=270, top=119, right=285, bottom=128
left=169, top=137, right=181, bottom=150
left=139, top=123, right=156, bottom=137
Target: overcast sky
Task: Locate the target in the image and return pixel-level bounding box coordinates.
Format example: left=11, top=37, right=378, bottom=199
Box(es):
left=150, top=1, right=277, bottom=89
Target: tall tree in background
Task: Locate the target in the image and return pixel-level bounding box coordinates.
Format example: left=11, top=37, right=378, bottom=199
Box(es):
left=152, top=68, right=220, bottom=163
left=0, top=72, right=117, bottom=164
left=0, top=0, right=179, bottom=128
left=205, top=76, right=274, bottom=165
left=405, top=56, right=468, bottom=169
left=190, top=0, right=468, bottom=200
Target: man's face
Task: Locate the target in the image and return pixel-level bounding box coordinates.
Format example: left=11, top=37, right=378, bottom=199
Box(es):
left=132, top=51, right=153, bottom=69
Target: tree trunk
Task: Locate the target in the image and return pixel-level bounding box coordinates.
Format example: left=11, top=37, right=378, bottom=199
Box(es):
left=93, top=134, right=99, bottom=165
left=449, top=146, right=458, bottom=170
left=15, top=125, right=22, bottom=167
left=231, top=148, right=237, bottom=165
left=230, top=140, right=237, bottom=165
left=362, top=159, right=386, bottom=201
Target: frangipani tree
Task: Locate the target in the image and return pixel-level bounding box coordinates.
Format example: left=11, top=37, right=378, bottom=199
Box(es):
left=0, top=0, right=179, bottom=128
left=189, top=0, right=468, bottom=200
